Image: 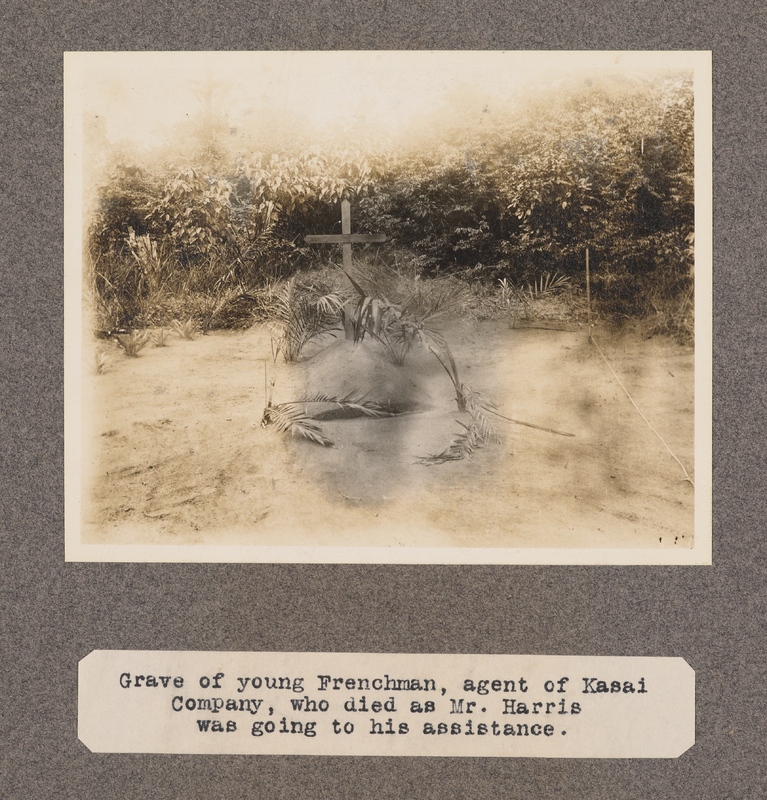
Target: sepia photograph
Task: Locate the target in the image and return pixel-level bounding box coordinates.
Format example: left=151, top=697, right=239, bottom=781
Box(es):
left=64, top=51, right=712, bottom=563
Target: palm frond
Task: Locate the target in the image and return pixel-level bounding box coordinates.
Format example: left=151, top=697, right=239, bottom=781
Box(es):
left=418, top=384, right=500, bottom=465
left=461, top=385, right=501, bottom=444
left=262, top=403, right=334, bottom=447
left=314, top=292, right=346, bottom=315
left=297, top=392, right=399, bottom=418
left=419, top=420, right=481, bottom=465
left=262, top=391, right=402, bottom=448
left=272, top=278, right=340, bottom=361
left=531, top=271, right=571, bottom=297
left=414, top=328, right=464, bottom=410
left=343, top=269, right=369, bottom=299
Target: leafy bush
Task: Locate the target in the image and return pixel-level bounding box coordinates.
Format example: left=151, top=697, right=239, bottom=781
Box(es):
left=147, top=167, right=235, bottom=263
left=357, top=148, right=505, bottom=274
left=89, top=163, right=161, bottom=258
left=86, top=74, right=695, bottom=337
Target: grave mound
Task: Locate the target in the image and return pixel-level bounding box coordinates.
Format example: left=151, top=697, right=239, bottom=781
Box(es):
left=297, top=338, right=441, bottom=415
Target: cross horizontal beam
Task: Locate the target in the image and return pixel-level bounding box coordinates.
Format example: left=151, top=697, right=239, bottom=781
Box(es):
left=304, top=233, right=388, bottom=244
left=305, top=200, right=386, bottom=272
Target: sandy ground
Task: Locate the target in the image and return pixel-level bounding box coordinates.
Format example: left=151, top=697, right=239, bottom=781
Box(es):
left=81, top=320, right=695, bottom=551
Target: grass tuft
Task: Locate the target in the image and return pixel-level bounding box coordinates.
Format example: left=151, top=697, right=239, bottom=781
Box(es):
left=115, top=330, right=150, bottom=357
left=152, top=328, right=171, bottom=347
left=172, top=319, right=197, bottom=340
left=93, top=349, right=110, bottom=374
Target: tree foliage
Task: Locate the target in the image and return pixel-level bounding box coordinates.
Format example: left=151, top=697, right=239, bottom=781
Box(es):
left=87, top=73, right=695, bottom=330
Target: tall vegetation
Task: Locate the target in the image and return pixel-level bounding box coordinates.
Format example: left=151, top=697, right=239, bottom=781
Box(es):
left=86, top=73, right=694, bottom=338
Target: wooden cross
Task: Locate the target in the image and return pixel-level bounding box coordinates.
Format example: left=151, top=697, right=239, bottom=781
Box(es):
left=304, top=199, right=386, bottom=271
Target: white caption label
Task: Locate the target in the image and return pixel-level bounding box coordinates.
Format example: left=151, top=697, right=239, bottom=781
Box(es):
left=79, top=651, right=694, bottom=758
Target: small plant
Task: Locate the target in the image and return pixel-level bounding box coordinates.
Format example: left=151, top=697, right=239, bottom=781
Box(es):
left=271, top=278, right=344, bottom=362
left=499, top=272, right=571, bottom=327
left=172, top=319, right=197, bottom=340
left=498, top=276, right=531, bottom=325
left=114, top=330, right=150, bottom=357
left=152, top=328, right=171, bottom=347
left=340, top=266, right=470, bottom=396
left=93, top=349, right=110, bottom=374
left=340, top=271, right=394, bottom=344
left=192, top=287, right=243, bottom=334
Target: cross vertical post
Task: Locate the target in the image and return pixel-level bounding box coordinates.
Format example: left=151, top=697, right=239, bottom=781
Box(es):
left=341, top=199, right=353, bottom=272
left=304, top=200, right=387, bottom=272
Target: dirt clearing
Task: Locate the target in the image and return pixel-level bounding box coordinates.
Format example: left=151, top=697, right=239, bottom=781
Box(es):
left=81, top=320, right=694, bottom=552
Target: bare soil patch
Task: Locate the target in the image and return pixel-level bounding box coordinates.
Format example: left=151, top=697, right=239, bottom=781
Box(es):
left=82, top=320, right=694, bottom=551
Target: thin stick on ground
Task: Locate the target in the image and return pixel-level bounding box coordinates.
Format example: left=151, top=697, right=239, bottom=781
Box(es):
left=485, top=408, right=575, bottom=437
left=590, top=335, right=695, bottom=488
left=586, top=246, right=592, bottom=331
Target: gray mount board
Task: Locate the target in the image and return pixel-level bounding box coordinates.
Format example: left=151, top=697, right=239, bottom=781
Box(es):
left=1, top=2, right=763, bottom=799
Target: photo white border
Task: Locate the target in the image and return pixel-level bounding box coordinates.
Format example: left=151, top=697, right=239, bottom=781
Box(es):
left=64, top=50, right=712, bottom=564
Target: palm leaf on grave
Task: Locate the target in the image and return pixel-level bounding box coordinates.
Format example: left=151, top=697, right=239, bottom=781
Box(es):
left=460, top=385, right=501, bottom=445
left=418, top=419, right=482, bottom=465
left=297, top=392, right=400, bottom=419
left=263, top=391, right=401, bottom=447
left=262, top=402, right=334, bottom=447
left=418, top=384, right=500, bottom=465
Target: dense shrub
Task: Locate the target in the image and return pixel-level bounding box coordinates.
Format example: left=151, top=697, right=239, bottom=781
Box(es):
left=86, top=73, right=695, bottom=336
left=357, top=148, right=506, bottom=273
